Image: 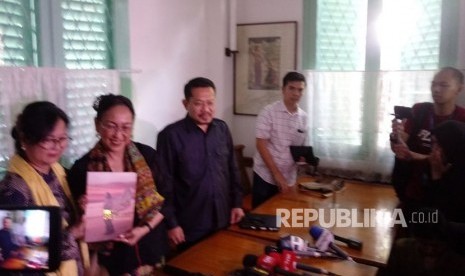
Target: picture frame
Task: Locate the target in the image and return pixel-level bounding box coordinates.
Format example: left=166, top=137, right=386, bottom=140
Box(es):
left=234, top=21, right=297, bottom=116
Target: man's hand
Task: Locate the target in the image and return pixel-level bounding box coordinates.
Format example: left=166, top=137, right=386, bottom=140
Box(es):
left=392, top=140, right=413, bottom=160
left=274, top=172, right=291, bottom=193
left=391, top=119, right=406, bottom=138
left=168, top=226, right=185, bottom=246
left=390, top=118, right=409, bottom=147
left=230, top=208, right=245, bottom=224
left=429, top=145, right=451, bottom=180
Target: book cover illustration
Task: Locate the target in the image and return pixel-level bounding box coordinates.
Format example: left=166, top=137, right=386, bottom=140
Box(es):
left=84, top=172, right=137, bottom=243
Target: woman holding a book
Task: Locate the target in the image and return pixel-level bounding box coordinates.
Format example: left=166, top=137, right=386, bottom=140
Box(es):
left=68, top=94, right=169, bottom=275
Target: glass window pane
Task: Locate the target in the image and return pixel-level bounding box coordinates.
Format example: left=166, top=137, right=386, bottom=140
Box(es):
left=0, top=0, right=37, bottom=66
left=316, top=0, right=368, bottom=71
left=61, top=0, right=113, bottom=69
left=378, top=0, right=441, bottom=70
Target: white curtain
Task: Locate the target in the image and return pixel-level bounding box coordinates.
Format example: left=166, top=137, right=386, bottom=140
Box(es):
left=0, top=67, right=120, bottom=174
left=304, top=70, right=436, bottom=182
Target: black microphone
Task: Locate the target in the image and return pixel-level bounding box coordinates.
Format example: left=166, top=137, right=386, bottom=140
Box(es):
left=334, top=234, right=363, bottom=250
left=275, top=249, right=340, bottom=276
left=309, top=226, right=354, bottom=262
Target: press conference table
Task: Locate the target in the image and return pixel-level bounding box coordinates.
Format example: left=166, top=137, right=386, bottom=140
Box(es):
left=167, top=230, right=378, bottom=276
left=229, top=178, right=399, bottom=267
left=166, top=177, right=398, bottom=275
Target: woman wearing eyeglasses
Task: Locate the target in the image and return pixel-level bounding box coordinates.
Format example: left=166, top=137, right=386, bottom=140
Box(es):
left=0, top=101, right=87, bottom=275
left=67, top=94, right=168, bottom=276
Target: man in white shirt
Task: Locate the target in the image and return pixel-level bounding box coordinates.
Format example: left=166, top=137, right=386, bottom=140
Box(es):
left=252, top=71, right=308, bottom=208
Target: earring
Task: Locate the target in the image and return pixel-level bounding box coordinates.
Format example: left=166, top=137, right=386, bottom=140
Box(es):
left=21, top=144, right=26, bottom=151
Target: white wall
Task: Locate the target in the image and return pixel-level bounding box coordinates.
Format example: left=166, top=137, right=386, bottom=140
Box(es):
left=127, top=0, right=233, bottom=147
left=126, top=0, right=303, bottom=150
left=126, top=0, right=465, bottom=153
left=232, top=0, right=304, bottom=157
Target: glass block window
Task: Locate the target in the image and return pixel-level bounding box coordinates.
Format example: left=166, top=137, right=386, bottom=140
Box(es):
left=62, top=70, right=119, bottom=167
left=0, top=0, right=37, bottom=66
left=61, top=0, right=113, bottom=69
left=315, top=0, right=368, bottom=71
left=379, top=0, right=441, bottom=70
left=306, top=0, right=442, bottom=163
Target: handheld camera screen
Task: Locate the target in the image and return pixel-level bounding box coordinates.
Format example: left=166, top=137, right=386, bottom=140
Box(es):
left=0, top=206, right=60, bottom=272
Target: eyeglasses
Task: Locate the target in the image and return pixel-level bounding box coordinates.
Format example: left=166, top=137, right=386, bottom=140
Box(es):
left=100, top=122, right=133, bottom=135
left=38, top=136, right=71, bottom=150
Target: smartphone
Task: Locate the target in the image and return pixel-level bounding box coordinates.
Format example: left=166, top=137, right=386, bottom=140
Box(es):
left=393, top=106, right=412, bottom=120
left=0, top=206, right=61, bottom=272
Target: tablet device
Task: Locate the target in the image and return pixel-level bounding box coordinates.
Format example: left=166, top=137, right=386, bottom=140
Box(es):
left=239, top=213, right=279, bottom=231
left=0, top=206, right=61, bottom=272
left=289, top=146, right=319, bottom=166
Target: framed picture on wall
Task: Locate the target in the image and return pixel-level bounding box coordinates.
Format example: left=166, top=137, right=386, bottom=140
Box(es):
left=234, top=21, right=297, bottom=116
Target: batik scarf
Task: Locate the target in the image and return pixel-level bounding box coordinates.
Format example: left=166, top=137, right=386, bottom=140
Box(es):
left=87, top=141, right=164, bottom=221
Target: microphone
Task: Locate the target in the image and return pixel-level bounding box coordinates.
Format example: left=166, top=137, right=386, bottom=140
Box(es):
left=242, top=254, right=272, bottom=275
left=333, top=234, right=363, bottom=250
left=309, top=226, right=354, bottom=262
left=281, top=250, right=341, bottom=276
left=264, top=247, right=339, bottom=276
left=277, top=235, right=339, bottom=258
left=242, top=254, right=305, bottom=276
left=240, top=255, right=270, bottom=275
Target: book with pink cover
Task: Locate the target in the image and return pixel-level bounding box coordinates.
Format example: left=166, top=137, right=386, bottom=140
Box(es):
left=84, top=172, right=137, bottom=243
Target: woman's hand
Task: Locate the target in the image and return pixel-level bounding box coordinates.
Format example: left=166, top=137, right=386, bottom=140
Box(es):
left=115, top=226, right=148, bottom=246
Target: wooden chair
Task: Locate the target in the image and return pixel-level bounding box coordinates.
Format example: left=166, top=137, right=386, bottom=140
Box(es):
left=234, top=144, right=253, bottom=211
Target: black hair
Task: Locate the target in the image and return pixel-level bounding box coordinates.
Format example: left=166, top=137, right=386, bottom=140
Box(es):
left=12, top=101, right=69, bottom=156
left=93, top=94, right=135, bottom=121
left=439, top=67, right=464, bottom=85
left=432, top=120, right=465, bottom=166
left=282, top=71, right=306, bottom=87
left=184, top=77, right=216, bottom=100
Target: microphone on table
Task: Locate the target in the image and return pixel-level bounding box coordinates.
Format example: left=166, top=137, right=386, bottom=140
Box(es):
left=278, top=235, right=339, bottom=258
left=242, top=254, right=307, bottom=276
left=239, top=254, right=270, bottom=276
left=333, top=234, right=363, bottom=250
left=264, top=247, right=340, bottom=276
left=309, top=226, right=354, bottom=262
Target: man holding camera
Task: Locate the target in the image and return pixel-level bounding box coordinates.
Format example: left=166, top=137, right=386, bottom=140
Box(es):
left=390, top=67, right=465, bottom=204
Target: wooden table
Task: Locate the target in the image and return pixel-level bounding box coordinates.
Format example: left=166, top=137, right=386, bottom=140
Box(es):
left=166, top=230, right=378, bottom=276
left=229, top=178, right=399, bottom=267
